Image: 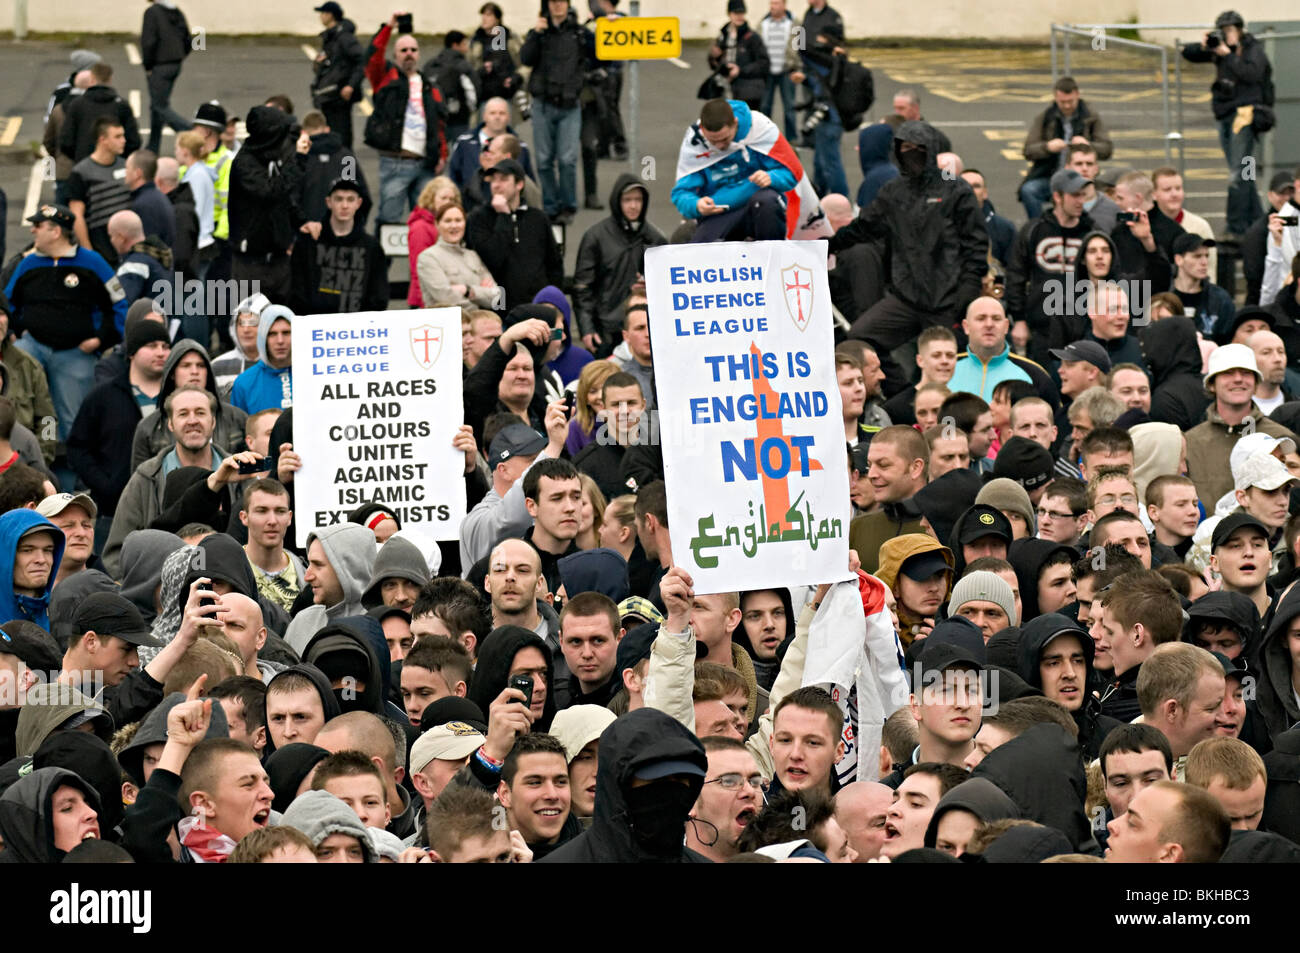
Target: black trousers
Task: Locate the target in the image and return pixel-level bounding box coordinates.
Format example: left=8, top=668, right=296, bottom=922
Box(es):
left=322, top=100, right=354, bottom=149
left=848, top=293, right=954, bottom=398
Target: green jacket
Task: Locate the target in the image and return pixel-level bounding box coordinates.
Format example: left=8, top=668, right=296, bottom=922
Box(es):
left=1, top=338, right=58, bottom=463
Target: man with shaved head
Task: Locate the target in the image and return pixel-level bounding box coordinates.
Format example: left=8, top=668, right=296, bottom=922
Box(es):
left=154, top=155, right=200, bottom=278
left=219, top=592, right=286, bottom=683
left=108, top=209, right=171, bottom=308
left=314, top=710, right=417, bottom=838
left=835, top=780, right=895, bottom=861
left=485, top=538, right=546, bottom=633
left=1249, top=328, right=1291, bottom=415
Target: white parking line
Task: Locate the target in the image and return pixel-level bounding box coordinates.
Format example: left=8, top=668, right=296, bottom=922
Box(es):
left=25, top=152, right=45, bottom=219
left=125, top=42, right=141, bottom=66
left=302, top=44, right=318, bottom=60
left=666, top=57, right=690, bottom=69
left=0, top=117, right=20, bottom=147
left=129, top=90, right=142, bottom=118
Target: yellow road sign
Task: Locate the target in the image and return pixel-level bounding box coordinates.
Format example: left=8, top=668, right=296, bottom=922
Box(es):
left=595, top=16, right=681, bottom=60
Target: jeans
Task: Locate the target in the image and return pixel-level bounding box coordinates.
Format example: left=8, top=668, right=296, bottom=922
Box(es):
left=1217, top=115, right=1265, bottom=235
left=812, top=118, right=848, bottom=197
left=533, top=100, right=580, bottom=216
left=146, top=62, right=192, bottom=154
left=1018, top=176, right=1053, bottom=221
left=15, top=336, right=97, bottom=443
left=691, top=188, right=787, bottom=242
left=377, top=155, right=433, bottom=225
left=762, top=74, right=798, bottom=142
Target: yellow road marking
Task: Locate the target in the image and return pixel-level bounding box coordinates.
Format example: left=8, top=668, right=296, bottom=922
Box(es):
left=0, top=117, right=19, bottom=147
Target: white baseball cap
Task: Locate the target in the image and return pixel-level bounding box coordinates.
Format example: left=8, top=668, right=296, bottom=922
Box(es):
left=1230, top=433, right=1297, bottom=479
left=409, top=721, right=485, bottom=773
left=36, top=491, right=98, bottom=520
left=1234, top=451, right=1298, bottom=492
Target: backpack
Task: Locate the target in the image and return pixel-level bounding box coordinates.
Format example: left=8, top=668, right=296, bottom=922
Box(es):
left=428, top=56, right=473, bottom=122
left=830, top=55, right=874, bottom=133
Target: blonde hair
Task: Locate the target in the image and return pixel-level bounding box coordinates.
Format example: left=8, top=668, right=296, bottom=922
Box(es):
left=578, top=473, right=607, bottom=538
left=574, top=359, right=620, bottom=433
left=176, top=130, right=208, bottom=160
left=417, top=175, right=460, bottom=211
left=1186, top=737, right=1266, bottom=791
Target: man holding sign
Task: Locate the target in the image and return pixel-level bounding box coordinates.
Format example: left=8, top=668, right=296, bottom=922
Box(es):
left=643, top=240, right=850, bottom=595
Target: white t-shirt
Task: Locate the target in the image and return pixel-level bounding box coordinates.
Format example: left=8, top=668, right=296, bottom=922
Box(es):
left=400, top=74, right=427, bottom=157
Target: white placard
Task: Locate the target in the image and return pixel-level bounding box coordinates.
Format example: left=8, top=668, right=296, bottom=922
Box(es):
left=644, top=241, right=851, bottom=593
left=291, top=308, right=466, bottom=546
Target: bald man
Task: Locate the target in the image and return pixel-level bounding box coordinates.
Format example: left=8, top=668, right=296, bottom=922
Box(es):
left=108, top=209, right=172, bottom=307
left=1249, top=329, right=1290, bottom=415
left=949, top=297, right=1032, bottom=401
left=936, top=152, right=963, bottom=180
left=220, top=592, right=285, bottom=683
left=484, top=538, right=546, bottom=633
left=155, top=155, right=200, bottom=277
left=834, top=781, right=894, bottom=861
left=821, top=193, right=856, bottom=233
left=314, top=710, right=417, bottom=838
left=824, top=193, right=887, bottom=327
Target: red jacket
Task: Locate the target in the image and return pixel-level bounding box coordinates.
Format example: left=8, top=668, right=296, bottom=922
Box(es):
left=364, top=23, right=447, bottom=165
left=406, top=205, right=438, bottom=306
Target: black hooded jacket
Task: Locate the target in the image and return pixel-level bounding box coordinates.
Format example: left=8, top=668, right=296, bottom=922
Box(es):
left=947, top=504, right=1013, bottom=577
left=1110, top=207, right=1180, bottom=290
left=263, top=663, right=343, bottom=757
left=59, top=85, right=142, bottom=162
left=972, top=722, right=1093, bottom=852
left=0, top=767, right=102, bottom=863
left=178, top=532, right=290, bottom=638
left=1181, top=32, right=1272, bottom=120
left=1261, top=727, right=1300, bottom=842
left=298, top=131, right=372, bottom=227
left=141, top=2, right=191, bottom=69
left=539, top=708, right=710, bottom=863
left=1007, top=540, right=1079, bottom=621
left=303, top=617, right=406, bottom=722
left=922, top=777, right=1019, bottom=848
left=33, top=731, right=125, bottom=839
left=829, top=121, right=987, bottom=317
left=468, top=625, right=558, bottom=733
left=229, top=106, right=307, bottom=258
left=1141, top=316, right=1211, bottom=432
left=573, top=174, right=667, bottom=339
left=266, top=743, right=331, bottom=813
left=1015, top=613, right=1121, bottom=763
left=1255, top=585, right=1300, bottom=740
left=66, top=357, right=144, bottom=516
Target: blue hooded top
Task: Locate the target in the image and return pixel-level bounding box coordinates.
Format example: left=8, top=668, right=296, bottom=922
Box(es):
left=856, top=123, right=899, bottom=208
left=0, top=509, right=65, bottom=632
left=229, top=304, right=294, bottom=415
left=534, top=285, right=593, bottom=386
left=670, top=101, right=798, bottom=219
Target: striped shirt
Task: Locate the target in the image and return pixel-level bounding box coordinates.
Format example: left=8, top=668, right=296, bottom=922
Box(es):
left=67, top=155, right=130, bottom=261
left=759, top=14, right=793, bottom=74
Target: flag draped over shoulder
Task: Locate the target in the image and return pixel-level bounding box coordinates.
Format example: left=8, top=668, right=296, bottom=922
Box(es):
left=804, top=571, right=908, bottom=783
left=675, top=111, right=832, bottom=240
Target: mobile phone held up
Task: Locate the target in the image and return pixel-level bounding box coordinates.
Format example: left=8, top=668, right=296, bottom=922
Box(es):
left=1116, top=211, right=1139, bottom=224
left=237, top=458, right=271, bottom=475
left=509, top=673, right=534, bottom=708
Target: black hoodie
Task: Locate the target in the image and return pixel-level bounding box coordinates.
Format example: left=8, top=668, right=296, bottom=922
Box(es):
left=265, top=743, right=331, bottom=814
left=289, top=216, right=388, bottom=315
left=302, top=616, right=406, bottom=723
left=829, top=121, right=987, bottom=318
left=263, top=663, right=343, bottom=757
left=1140, top=316, right=1211, bottom=433
left=1254, top=586, right=1300, bottom=740
left=58, top=85, right=142, bottom=162
left=33, top=731, right=126, bottom=839
left=972, top=722, right=1093, bottom=852
left=539, top=708, right=710, bottom=863
left=1015, top=613, right=1120, bottom=762
left=468, top=625, right=557, bottom=733
left=1007, top=539, right=1079, bottom=621
left=1006, top=208, right=1096, bottom=353
left=1261, top=727, right=1300, bottom=842
left=923, top=777, right=1019, bottom=848
left=735, top=587, right=796, bottom=691
left=572, top=173, right=667, bottom=340
left=0, top=767, right=102, bottom=863
left=947, top=504, right=1014, bottom=577
left=229, top=106, right=306, bottom=258
left=298, top=131, right=372, bottom=227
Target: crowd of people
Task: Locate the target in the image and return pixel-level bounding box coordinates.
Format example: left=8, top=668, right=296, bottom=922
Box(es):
left=0, top=1, right=1297, bottom=866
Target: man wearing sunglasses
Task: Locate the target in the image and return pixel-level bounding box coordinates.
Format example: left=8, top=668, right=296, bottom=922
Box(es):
left=686, top=735, right=765, bottom=863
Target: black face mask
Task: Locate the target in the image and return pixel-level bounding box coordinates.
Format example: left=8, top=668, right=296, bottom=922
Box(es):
left=624, top=779, right=697, bottom=855
left=898, top=148, right=928, bottom=178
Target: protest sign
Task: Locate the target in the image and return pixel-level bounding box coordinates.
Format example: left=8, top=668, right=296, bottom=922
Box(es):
left=644, top=241, right=851, bottom=593
left=291, top=308, right=466, bottom=547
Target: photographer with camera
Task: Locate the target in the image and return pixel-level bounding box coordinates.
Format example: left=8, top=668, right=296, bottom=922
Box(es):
left=1181, top=10, right=1272, bottom=238
left=706, top=1, right=770, bottom=114
left=788, top=0, right=848, bottom=197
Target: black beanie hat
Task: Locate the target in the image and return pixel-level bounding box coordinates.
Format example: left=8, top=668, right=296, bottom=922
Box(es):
left=126, top=319, right=172, bottom=356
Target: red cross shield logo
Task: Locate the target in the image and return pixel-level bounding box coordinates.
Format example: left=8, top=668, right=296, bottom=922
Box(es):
left=781, top=264, right=813, bottom=331
left=410, top=324, right=442, bottom=369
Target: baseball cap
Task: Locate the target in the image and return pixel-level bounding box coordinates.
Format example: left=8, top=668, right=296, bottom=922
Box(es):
left=917, top=641, right=984, bottom=681
left=1229, top=433, right=1297, bottom=478
left=1211, top=651, right=1249, bottom=682
left=1172, top=233, right=1217, bottom=256
left=193, top=101, right=228, bottom=130
left=327, top=176, right=363, bottom=196
left=635, top=759, right=706, bottom=781
left=418, top=696, right=488, bottom=734
left=1203, top=342, right=1261, bottom=388
left=409, top=721, right=485, bottom=772
left=36, top=491, right=98, bottom=521
left=1268, top=171, right=1295, bottom=194
left=27, top=204, right=75, bottom=230
left=1049, top=168, right=1091, bottom=195
left=618, top=595, right=663, bottom=628
left=955, top=505, right=1013, bottom=547
left=1211, top=511, right=1270, bottom=551
left=1223, top=306, right=1276, bottom=342
left=72, top=592, right=163, bottom=648
left=314, top=1, right=344, bottom=16
left=616, top=621, right=658, bottom=674
left=1187, top=591, right=1259, bottom=641
left=488, top=423, right=546, bottom=466
left=1234, top=451, right=1297, bottom=492
left=992, top=436, right=1054, bottom=491
left=1049, top=340, right=1112, bottom=374
left=899, top=549, right=953, bottom=582
left=0, top=620, right=64, bottom=671
left=550, top=705, right=617, bottom=763
left=482, top=158, right=526, bottom=182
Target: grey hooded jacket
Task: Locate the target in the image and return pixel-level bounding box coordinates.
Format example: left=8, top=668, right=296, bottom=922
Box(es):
left=284, top=523, right=377, bottom=653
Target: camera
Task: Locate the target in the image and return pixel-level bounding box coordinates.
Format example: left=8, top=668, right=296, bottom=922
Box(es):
left=801, top=101, right=830, bottom=136
left=1206, top=30, right=1222, bottom=47
left=237, top=458, right=271, bottom=475
left=395, top=13, right=413, bottom=33
left=509, top=673, right=534, bottom=708
left=1279, top=216, right=1300, bottom=227
left=1116, top=211, right=1139, bottom=224
left=514, top=87, right=532, bottom=122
